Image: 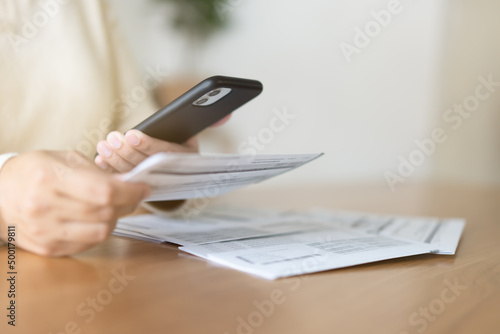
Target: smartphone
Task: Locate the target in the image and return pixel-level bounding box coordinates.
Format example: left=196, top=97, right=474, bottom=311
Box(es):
left=133, top=75, right=263, bottom=143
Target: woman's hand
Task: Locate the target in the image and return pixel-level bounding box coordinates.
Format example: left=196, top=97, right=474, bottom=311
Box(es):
left=94, top=114, right=231, bottom=173
left=0, top=151, right=150, bottom=256
left=95, top=130, right=198, bottom=173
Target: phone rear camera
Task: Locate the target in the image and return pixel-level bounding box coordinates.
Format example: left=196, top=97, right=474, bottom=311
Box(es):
left=208, top=89, right=221, bottom=97
left=196, top=98, right=209, bottom=105
left=192, top=87, right=231, bottom=106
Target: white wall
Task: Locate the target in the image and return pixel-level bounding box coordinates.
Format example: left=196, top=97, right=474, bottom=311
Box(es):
left=431, top=0, right=500, bottom=186
left=108, top=0, right=449, bottom=188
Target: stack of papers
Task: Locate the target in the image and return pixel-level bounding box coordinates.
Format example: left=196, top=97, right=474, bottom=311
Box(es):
left=115, top=206, right=465, bottom=280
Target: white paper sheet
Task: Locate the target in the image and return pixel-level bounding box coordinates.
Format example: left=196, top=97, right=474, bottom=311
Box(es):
left=117, top=212, right=324, bottom=246
left=122, top=153, right=324, bottom=201
left=180, top=230, right=436, bottom=280
left=308, top=209, right=466, bottom=254
left=114, top=206, right=466, bottom=279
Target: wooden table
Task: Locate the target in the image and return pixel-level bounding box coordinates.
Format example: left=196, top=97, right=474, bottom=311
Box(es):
left=1, top=184, right=499, bottom=334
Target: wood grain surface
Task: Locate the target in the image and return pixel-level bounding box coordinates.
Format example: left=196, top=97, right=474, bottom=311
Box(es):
left=1, top=183, right=499, bottom=334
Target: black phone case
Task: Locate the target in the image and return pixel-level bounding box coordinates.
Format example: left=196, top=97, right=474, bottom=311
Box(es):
left=133, top=75, right=263, bottom=144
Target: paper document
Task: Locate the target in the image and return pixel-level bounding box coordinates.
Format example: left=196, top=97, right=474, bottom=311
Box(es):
left=122, top=153, right=323, bottom=201
left=181, top=230, right=436, bottom=279
left=115, top=206, right=465, bottom=279
left=117, top=213, right=324, bottom=246
left=307, top=209, right=465, bottom=254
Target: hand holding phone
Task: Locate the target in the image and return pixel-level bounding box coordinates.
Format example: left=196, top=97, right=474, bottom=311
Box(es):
left=95, top=75, right=263, bottom=172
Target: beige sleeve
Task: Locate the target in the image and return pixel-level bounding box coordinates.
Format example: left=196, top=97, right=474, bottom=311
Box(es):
left=101, top=1, right=163, bottom=134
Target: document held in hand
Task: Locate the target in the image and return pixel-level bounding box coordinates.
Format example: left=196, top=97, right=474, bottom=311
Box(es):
left=121, top=153, right=323, bottom=201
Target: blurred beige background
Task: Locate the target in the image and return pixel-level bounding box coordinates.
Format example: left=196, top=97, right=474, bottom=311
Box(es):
left=107, top=0, right=500, bottom=189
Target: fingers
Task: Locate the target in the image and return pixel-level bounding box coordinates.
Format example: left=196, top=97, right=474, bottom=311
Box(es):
left=55, top=168, right=150, bottom=208
left=17, top=228, right=111, bottom=257
left=123, top=130, right=199, bottom=156
left=52, top=195, right=133, bottom=222
left=94, top=155, right=114, bottom=173
left=22, top=220, right=114, bottom=244
left=20, top=190, right=116, bottom=223
left=15, top=181, right=141, bottom=257
left=95, top=130, right=199, bottom=173
left=211, top=114, right=231, bottom=127
left=96, top=132, right=140, bottom=172
left=183, top=137, right=199, bottom=152
left=57, top=221, right=116, bottom=243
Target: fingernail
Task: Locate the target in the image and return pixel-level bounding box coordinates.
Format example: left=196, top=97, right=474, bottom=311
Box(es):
left=108, top=133, right=122, bottom=149
left=98, top=142, right=112, bottom=158
left=95, top=156, right=109, bottom=169
left=125, top=132, right=140, bottom=146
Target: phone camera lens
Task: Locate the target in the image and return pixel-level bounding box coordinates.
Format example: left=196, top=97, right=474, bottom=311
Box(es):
left=196, top=98, right=209, bottom=105
left=208, top=89, right=221, bottom=97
